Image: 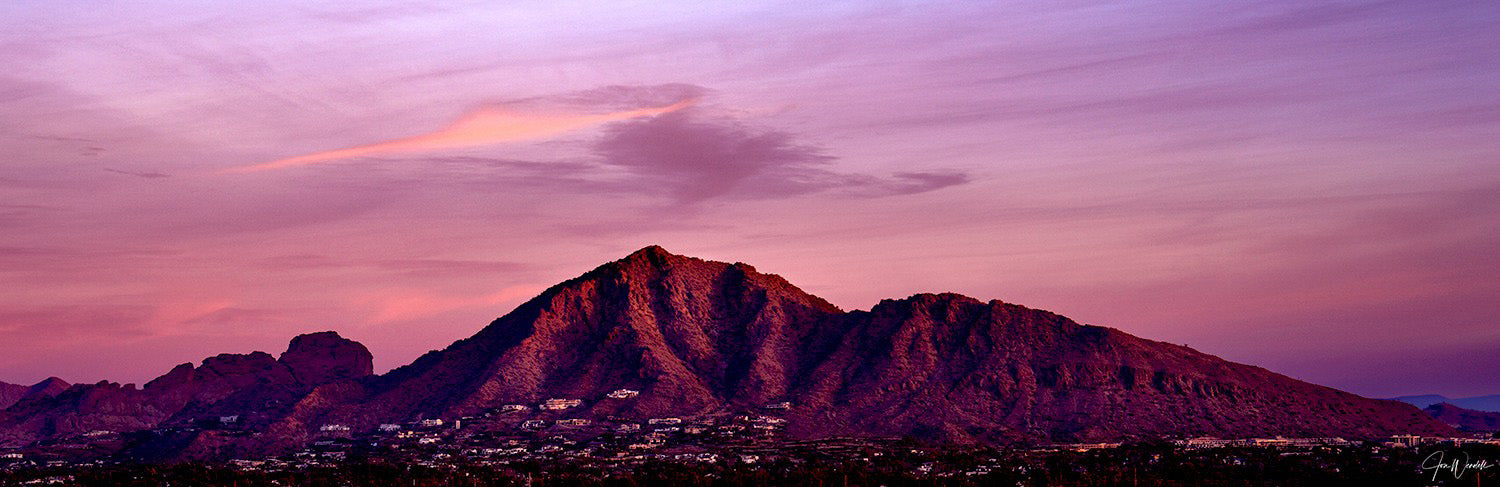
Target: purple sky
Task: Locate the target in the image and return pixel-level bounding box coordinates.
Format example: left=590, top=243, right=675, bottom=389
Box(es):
left=1, top=1, right=1497, bottom=398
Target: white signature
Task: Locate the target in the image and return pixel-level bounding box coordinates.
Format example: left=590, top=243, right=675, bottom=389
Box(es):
left=1421, top=451, right=1495, bottom=481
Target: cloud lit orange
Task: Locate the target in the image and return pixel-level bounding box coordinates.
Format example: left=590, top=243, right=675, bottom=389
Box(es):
left=229, top=98, right=697, bottom=172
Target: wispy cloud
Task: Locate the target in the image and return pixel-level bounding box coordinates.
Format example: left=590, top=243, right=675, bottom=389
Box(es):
left=104, top=168, right=169, bottom=179
left=879, top=172, right=971, bottom=196
left=259, top=254, right=528, bottom=279
left=229, top=97, right=698, bottom=173
left=0, top=304, right=155, bottom=338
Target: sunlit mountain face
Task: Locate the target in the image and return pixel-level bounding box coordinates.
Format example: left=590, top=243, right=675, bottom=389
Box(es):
left=1, top=1, right=1497, bottom=403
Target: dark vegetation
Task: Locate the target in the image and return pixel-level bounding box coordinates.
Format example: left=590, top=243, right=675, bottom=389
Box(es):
left=3, top=442, right=1495, bottom=486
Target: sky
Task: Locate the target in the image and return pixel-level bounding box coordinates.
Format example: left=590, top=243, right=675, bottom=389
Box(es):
left=1, top=1, right=1497, bottom=399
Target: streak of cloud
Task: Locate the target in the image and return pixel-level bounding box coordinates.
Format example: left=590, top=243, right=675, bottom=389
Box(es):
left=229, top=98, right=698, bottom=173
left=104, top=168, right=170, bottom=179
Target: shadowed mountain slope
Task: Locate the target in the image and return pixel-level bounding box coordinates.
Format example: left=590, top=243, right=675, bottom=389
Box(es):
left=0, top=378, right=69, bottom=410
left=1424, top=403, right=1500, bottom=432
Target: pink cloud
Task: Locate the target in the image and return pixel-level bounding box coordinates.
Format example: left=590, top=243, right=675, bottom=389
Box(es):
left=230, top=98, right=698, bottom=172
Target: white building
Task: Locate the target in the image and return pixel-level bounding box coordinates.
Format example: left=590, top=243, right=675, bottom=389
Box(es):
left=1389, top=435, right=1423, bottom=447
left=541, top=398, right=582, bottom=410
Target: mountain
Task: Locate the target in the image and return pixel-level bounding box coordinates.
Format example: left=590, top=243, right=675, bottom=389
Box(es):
left=275, top=246, right=1452, bottom=443
left=0, top=377, right=69, bottom=410
left=778, top=293, right=1443, bottom=442
left=291, top=245, right=846, bottom=430
left=1424, top=403, right=1500, bottom=432
left=0, top=332, right=370, bottom=451
left=1395, top=394, right=1500, bottom=413
left=1392, top=394, right=1449, bottom=409
left=0, top=246, right=1455, bottom=458
left=1457, top=396, right=1500, bottom=412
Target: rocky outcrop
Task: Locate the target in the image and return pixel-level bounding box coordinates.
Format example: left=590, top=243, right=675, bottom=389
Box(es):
left=279, top=331, right=375, bottom=386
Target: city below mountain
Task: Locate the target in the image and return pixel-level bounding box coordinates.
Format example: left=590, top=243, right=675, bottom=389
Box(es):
left=0, top=246, right=1457, bottom=460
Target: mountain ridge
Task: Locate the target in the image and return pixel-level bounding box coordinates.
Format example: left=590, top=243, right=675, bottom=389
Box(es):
left=1423, top=403, right=1500, bottom=432
left=0, top=378, right=69, bottom=411
left=0, top=246, right=1456, bottom=458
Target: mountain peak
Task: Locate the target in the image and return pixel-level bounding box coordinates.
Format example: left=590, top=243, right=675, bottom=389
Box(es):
left=31, top=377, right=67, bottom=388
left=28, top=377, right=69, bottom=396
left=628, top=244, right=673, bottom=259
left=0, top=377, right=70, bottom=410
left=17, top=377, right=69, bottom=405
left=615, top=244, right=685, bottom=269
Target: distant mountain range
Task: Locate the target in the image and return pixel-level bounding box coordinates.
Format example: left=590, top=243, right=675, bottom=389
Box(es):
left=0, top=246, right=1454, bottom=459
left=1393, top=394, right=1500, bottom=413
left=1422, top=403, right=1500, bottom=433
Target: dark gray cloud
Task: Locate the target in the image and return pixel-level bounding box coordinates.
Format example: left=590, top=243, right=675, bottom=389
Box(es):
left=594, top=110, right=834, bottom=201
left=593, top=109, right=970, bottom=202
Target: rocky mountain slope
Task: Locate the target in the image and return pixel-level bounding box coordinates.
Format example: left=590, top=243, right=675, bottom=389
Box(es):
left=0, top=246, right=1454, bottom=457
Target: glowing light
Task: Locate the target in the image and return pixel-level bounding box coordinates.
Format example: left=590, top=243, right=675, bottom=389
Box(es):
left=229, top=99, right=697, bottom=172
